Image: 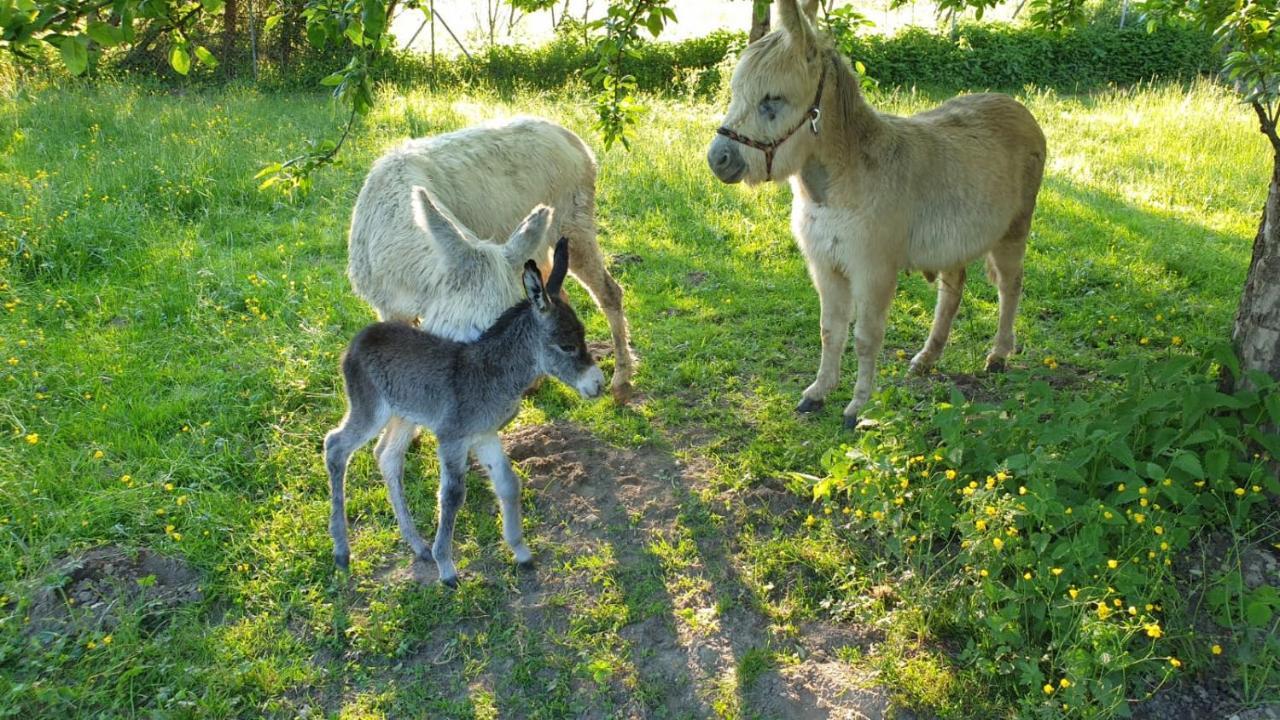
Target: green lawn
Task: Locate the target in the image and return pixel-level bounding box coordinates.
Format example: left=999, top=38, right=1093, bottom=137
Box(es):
left=0, top=75, right=1275, bottom=719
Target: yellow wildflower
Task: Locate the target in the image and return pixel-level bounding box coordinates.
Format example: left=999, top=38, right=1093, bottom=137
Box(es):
left=1169, top=657, right=1181, bottom=668
left=93, top=450, right=104, bottom=459
left=1052, top=567, right=1063, bottom=576
left=1211, top=644, right=1222, bottom=655
left=1146, top=623, right=1162, bottom=638
left=992, top=537, right=1004, bottom=550
left=945, top=469, right=957, bottom=480
left=1107, top=559, right=1118, bottom=569
left=24, top=433, right=38, bottom=445
left=1059, top=678, right=1071, bottom=689
left=1043, top=684, right=1054, bottom=695
left=1069, top=588, right=1079, bottom=599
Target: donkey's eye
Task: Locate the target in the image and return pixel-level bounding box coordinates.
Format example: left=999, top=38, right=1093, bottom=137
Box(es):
left=558, top=344, right=577, bottom=354
left=758, top=95, right=783, bottom=118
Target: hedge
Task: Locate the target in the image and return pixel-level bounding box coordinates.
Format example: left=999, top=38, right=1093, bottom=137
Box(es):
left=373, top=19, right=1214, bottom=95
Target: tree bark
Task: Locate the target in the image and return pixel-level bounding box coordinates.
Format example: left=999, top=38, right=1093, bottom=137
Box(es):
left=222, top=0, right=238, bottom=75
left=1230, top=105, right=1280, bottom=390
left=749, top=0, right=770, bottom=43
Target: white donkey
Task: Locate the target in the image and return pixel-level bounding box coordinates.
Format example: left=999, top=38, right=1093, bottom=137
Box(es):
left=707, top=0, right=1046, bottom=428
left=348, top=116, right=635, bottom=402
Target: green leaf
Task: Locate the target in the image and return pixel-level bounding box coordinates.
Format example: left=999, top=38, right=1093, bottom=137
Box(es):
left=1245, top=600, right=1273, bottom=628
left=254, top=162, right=284, bottom=180
left=320, top=71, right=345, bottom=86
left=169, top=45, right=191, bottom=75
left=194, top=46, right=218, bottom=68
left=58, top=35, right=89, bottom=75
left=361, top=0, right=386, bottom=40
left=265, top=14, right=283, bottom=33
left=1170, top=451, right=1204, bottom=479
left=200, top=0, right=224, bottom=13
left=86, top=21, right=124, bottom=46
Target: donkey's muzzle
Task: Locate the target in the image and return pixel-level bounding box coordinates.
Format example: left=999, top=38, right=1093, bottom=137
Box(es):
left=707, top=135, right=745, bottom=184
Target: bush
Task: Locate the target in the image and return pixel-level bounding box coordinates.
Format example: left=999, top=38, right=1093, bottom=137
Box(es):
left=370, top=18, right=1212, bottom=96
left=806, top=352, right=1279, bottom=716
left=837, top=21, right=1215, bottom=90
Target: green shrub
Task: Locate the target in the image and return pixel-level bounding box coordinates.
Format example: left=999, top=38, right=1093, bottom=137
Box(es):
left=805, top=352, right=1279, bottom=717
left=837, top=21, right=1215, bottom=90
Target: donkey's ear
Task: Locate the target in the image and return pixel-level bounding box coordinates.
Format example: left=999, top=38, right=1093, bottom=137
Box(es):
left=776, top=0, right=818, bottom=55
left=503, top=205, right=554, bottom=268
left=545, top=236, right=570, bottom=297
left=522, top=259, right=549, bottom=312
left=411, top=186, right=475, bottom=260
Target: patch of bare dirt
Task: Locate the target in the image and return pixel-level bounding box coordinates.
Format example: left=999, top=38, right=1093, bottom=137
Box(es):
left=25, top=545, right=202, bottom=639
left=310, top=421, right=896, bottom=719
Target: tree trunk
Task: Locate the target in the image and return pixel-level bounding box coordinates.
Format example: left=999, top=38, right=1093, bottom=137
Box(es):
left=1230, top=107, right=1280, bottom=390
left=749, top=0, right=770, bottom=42
left=222, top=0, right=238, bottom=75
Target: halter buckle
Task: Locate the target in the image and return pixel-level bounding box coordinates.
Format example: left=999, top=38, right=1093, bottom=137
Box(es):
left=809, top=108, right=821, bottom=135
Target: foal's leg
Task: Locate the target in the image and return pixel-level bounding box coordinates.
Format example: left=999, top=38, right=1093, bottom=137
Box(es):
left=373, top=416, right=431, bottom=562
left=563, top=218, right=635, bottom=404
left=472, top=434, right=534, bottom=569
left=909, top=268, right=968, bottom=375
left=843, top=272, right=898, bottom=428
left=798, top=261, right=854, bottom=413
left=323, top=401, right=389, bottom=571
left=431, top=438, right=471, bottom=588
left=985, top=226, right=1029, bottom=372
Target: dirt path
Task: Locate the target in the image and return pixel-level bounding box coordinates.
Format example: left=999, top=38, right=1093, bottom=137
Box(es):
left=342, top=421, right=898, bottom=719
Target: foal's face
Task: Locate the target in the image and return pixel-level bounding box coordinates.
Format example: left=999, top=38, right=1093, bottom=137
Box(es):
left=708, top=32, right=821, bottom=186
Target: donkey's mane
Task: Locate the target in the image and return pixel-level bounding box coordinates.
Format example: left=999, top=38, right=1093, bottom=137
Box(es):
left=477, top=298, right=534, bottom=343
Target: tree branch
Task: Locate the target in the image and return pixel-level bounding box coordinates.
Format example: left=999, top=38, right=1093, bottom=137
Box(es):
left=1253, top=100, right=1280, bottom=152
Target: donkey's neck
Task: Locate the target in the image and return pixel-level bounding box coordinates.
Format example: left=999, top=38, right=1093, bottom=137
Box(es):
left=463, top=305, right=544, bottom=397
left=813, top=50, right=890, bottom=189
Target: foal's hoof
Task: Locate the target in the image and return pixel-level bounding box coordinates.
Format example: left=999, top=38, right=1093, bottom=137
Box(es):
left=985, top=356, right=1008, bottom=373
left=517, top=558, right=536, bottom=573
left=796, top=397, right=825, bottom=414
left=440, top=575, right=460, bottom=590
left=334, top=553, right=350, bottom=572
left=842, top=415, right=860, bottom=431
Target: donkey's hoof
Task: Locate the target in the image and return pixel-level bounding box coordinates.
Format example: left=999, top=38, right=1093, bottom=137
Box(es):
left=842, top=415, right=860, bottom=430
left=414, top=548, right=434, bottom=563
left=796, top=397, right=825, bottom=414
left=517, top=558, right=536, bottom=573
left=334, top=553, right=350, bottom=572
left=440, top=575, right=460, bottom=589
left=611, top=381, right=634, bottom=405
left=985, top=356, right=1008, bottom=373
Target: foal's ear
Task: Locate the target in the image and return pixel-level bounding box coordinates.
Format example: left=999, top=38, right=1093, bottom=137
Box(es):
left=545, top=236, right=570, bottom=297
left=503, top=205, right=554, bottom=269
left=522, top=259, right=550, bottom=312
left=776, top=0, right=818, bottom=55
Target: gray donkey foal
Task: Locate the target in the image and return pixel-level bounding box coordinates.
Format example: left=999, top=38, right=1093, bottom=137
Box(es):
left=324, top=202, right=603, bottom=586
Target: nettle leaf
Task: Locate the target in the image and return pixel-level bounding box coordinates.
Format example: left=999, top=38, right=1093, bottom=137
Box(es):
left=1170, top=451, right=1204, bottom=479
left=58, top=35, right=89, bottom=75
left=1245, top=600, right=1274, bottom=628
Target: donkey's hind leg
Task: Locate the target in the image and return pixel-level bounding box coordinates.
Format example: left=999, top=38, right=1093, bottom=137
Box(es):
left=431, top=438, right=471, bottom=588
left=910, top=268, right=968, bottom=375
left=562, top=198, right=635, bottom=404
left=374, top=415, right=431, bottom=562
left=472, top=434, right=533, bottom=569
left=324, top=400, right=390, bottom=571
left=984, top=223, right=1029, bottom=372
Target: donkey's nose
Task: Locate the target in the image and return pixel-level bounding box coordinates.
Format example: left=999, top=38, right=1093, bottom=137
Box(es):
left=707, top=135, right=745, bottom=184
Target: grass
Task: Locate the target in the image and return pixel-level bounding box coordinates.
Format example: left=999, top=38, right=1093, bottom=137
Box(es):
left=0, top=72, right=1275, bottom=719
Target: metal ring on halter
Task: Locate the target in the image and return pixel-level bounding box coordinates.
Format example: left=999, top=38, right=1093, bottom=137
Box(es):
left=715, top=56, right=828, bottom=181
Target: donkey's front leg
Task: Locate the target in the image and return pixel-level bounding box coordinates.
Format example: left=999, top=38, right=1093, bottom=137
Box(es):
left=844, top=274, right=898, bottom=428
left=431, top=439, right=471, bottom=588
left=472, top=434, right=534, bottom=569
left=798, top=261, right=854, bottom=414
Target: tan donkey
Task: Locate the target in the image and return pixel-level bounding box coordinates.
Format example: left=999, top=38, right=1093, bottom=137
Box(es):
left=707, top=0, right=1046, bottom=428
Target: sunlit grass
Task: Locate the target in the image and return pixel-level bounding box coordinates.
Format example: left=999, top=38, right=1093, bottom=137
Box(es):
left=0, top=75, right=1269, bottom=717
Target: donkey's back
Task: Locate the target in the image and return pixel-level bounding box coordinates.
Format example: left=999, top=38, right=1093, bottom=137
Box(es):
left=347, top=117, right=596, bottom=336
left=896, top=93, right=1046, bottom=273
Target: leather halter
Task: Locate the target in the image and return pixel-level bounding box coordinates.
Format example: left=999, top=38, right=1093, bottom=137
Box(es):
left=716, top=56, right=828, bottom=181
